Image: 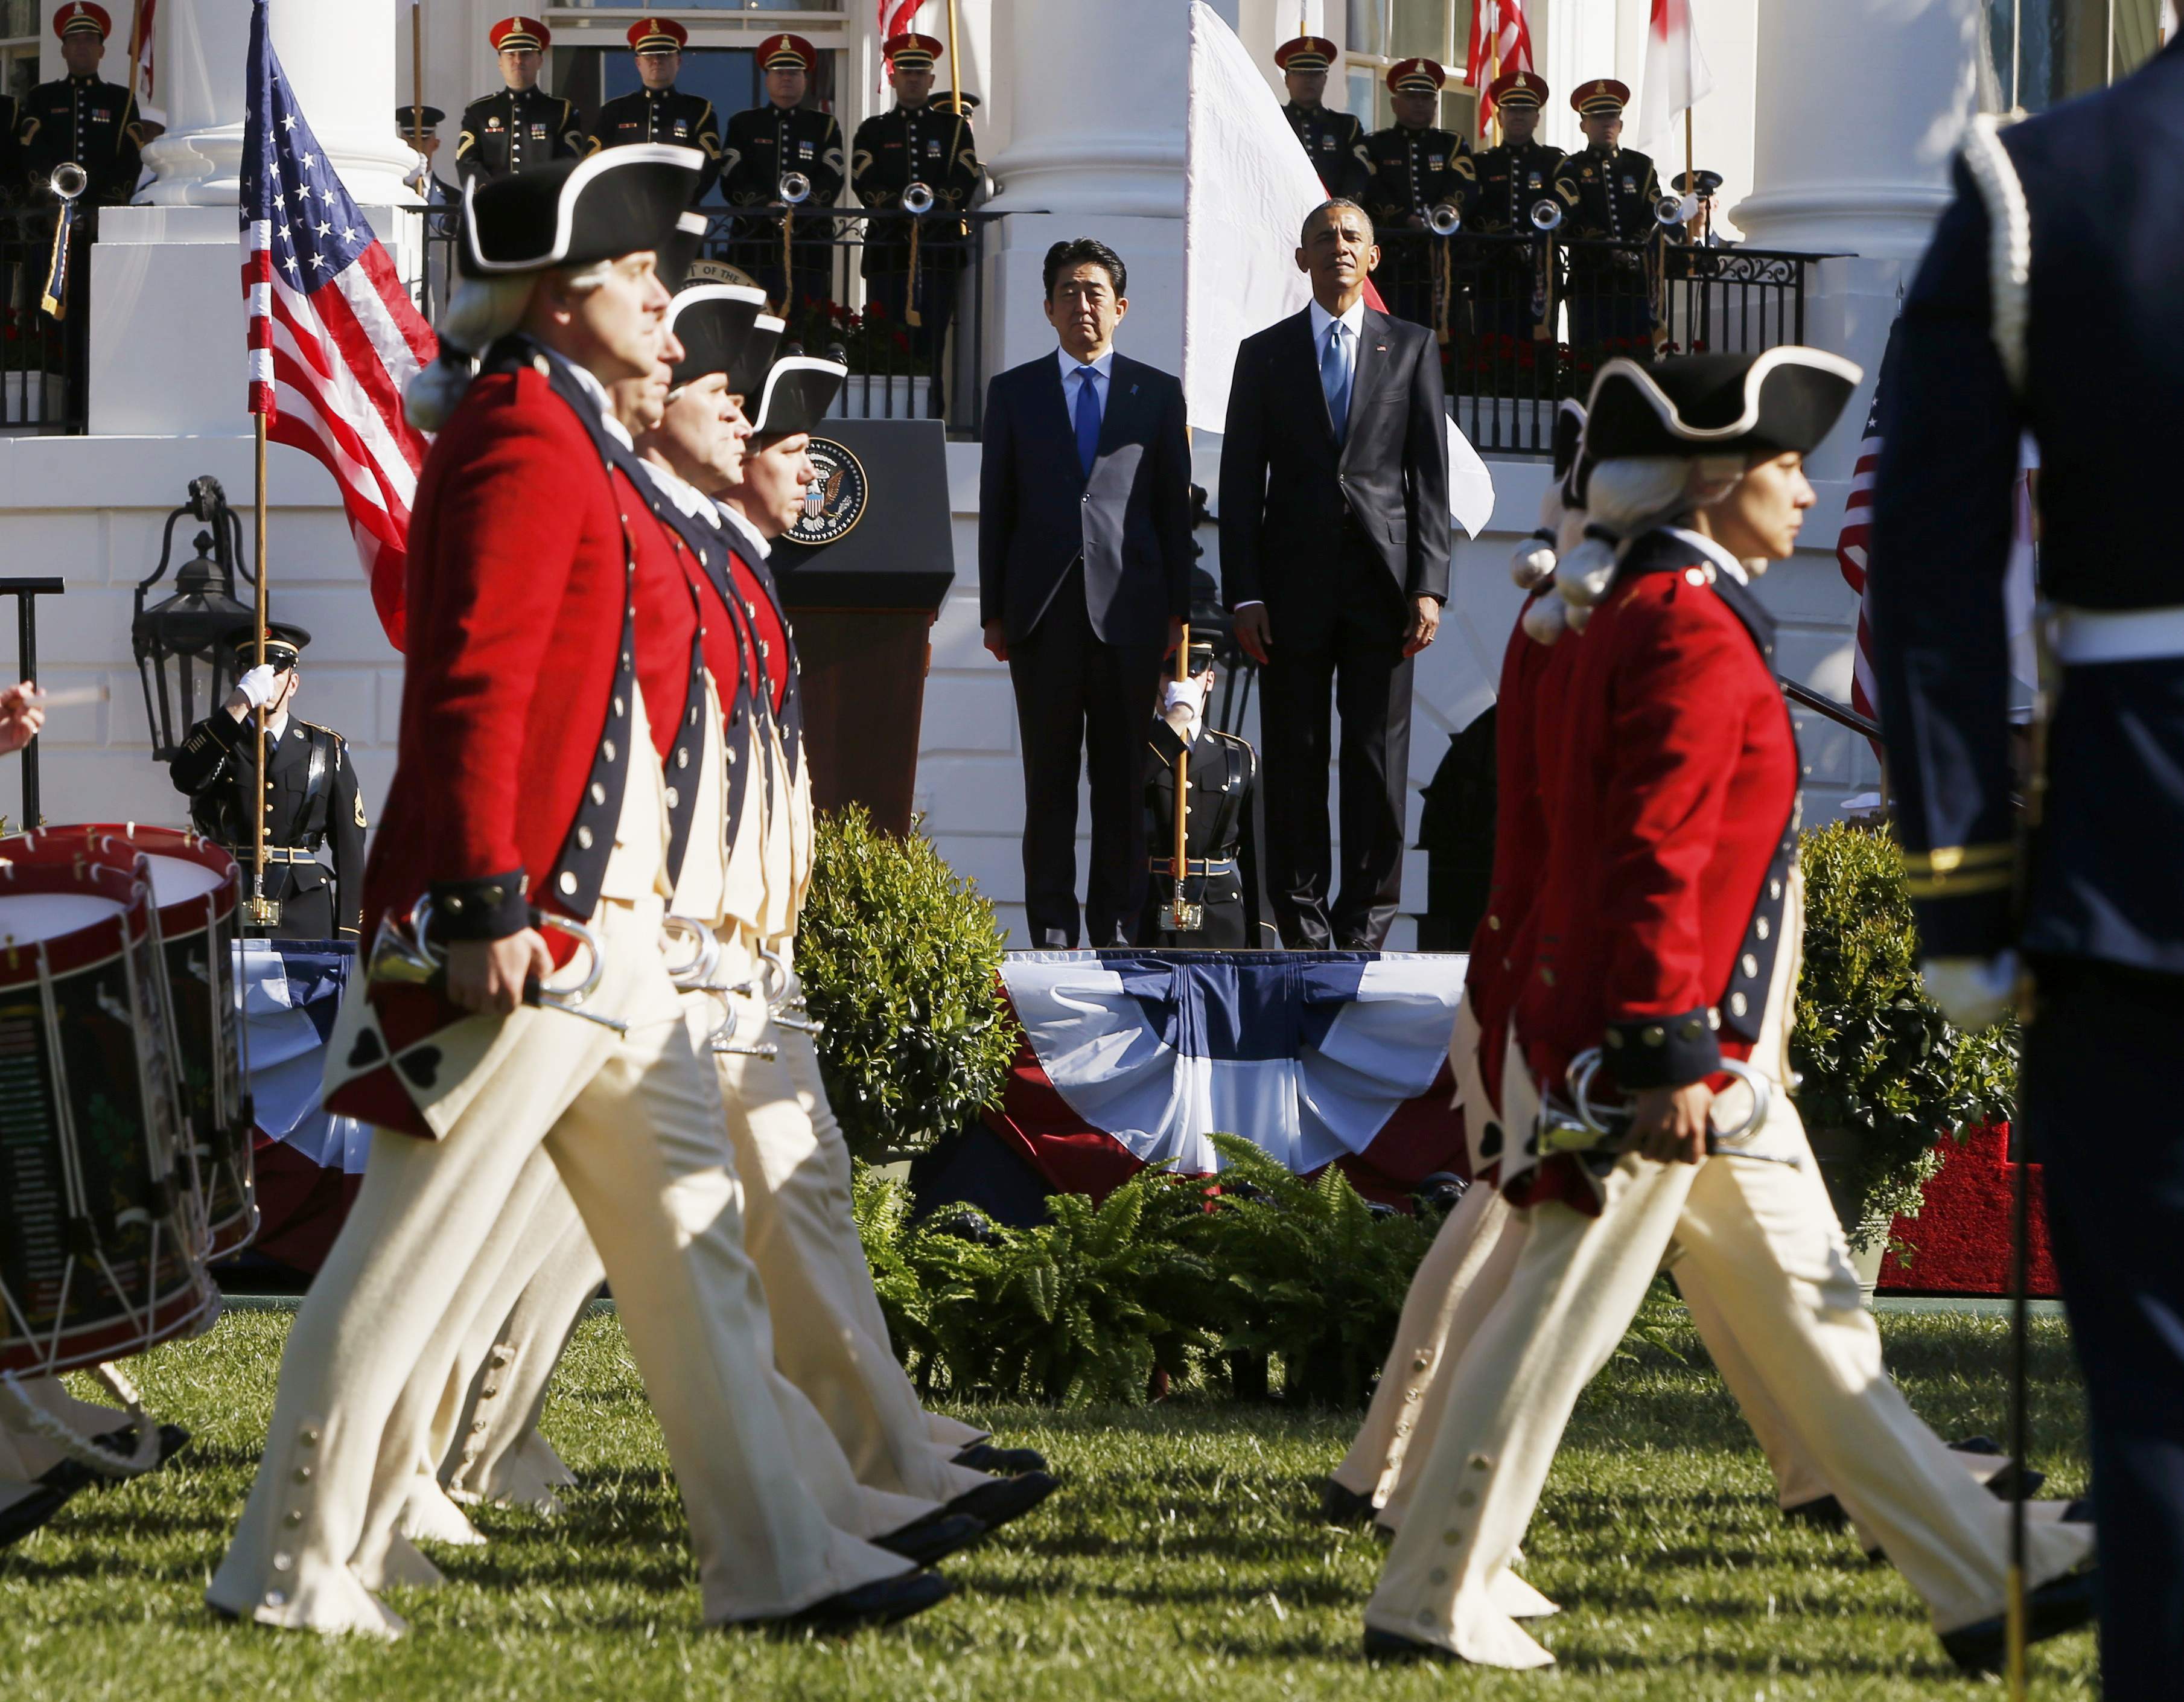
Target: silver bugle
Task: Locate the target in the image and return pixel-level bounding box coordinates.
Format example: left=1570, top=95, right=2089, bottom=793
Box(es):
left=1655, top=190, right=1699, bottom=227
left=1529, top=198, right=1564, bottom=233
left=1425, top=201, right=1462, bottom=237
left=49, top=162, right=88, bottom=203
left=778, top=170, right=811, bottom=206
left=900, top=180, right=935, bottom=216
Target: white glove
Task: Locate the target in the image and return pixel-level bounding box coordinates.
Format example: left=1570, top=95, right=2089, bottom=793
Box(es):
left=234, top=664, right=279, bottom=709
left=1159, top=676, right=1208, bottom=745
left=1920, top=951, right=2020, bottom=1031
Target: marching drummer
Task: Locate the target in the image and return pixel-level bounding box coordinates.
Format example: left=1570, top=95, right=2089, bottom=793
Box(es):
left=167, top=625, right=366, bottom=942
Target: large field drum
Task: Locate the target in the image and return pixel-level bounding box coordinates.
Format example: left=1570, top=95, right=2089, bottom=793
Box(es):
left=0, top=852, right=216, bottom=1376
left=81, top=826, right=253, bottom=1260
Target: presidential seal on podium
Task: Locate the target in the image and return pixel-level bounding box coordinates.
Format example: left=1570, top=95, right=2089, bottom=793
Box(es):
left=789, top=436, right=870, bottom=546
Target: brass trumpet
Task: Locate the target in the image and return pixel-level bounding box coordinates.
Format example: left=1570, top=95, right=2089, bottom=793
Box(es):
left=1529, top=198, right=1564, bottom=234
left=777, top=170, right=811, bottom=206
left=900, top=180, right=935, bottom=216
left=48, top=162, right=88, bottom=203
left=1655, top=190, right=1699, bottom=228
left=1425, top=200, right=1462, bottom=237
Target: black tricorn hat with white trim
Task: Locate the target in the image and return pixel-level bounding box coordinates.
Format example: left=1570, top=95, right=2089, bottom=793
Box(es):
left=750, top=351, right=848, bottom=437
left=658, top=210, right=711, bottom=292
left=728, top=314, right=786, bottom=401
left=460, top=146, right=704, bottom=278
left=666, top=282, right=769, bottom=386
left=1582, top=348, right=1863, bottom=462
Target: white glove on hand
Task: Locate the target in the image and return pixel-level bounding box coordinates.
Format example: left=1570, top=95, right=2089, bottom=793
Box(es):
left=1159, top=676, right=1209, bottom=745
left=1920, top=951, right=2020, bottom=1031
left=234, top=664, right=279, bottom=710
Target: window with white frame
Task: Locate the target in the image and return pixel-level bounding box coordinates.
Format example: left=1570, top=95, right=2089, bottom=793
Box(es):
left=1343, top=0, right=1477, bottom=139
left=1984, top=0, right=2168, bottom=113
left=0, top=0, right=36, bottom=107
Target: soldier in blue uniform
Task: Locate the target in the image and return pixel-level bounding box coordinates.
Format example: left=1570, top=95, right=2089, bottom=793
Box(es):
left=588, top=16, right=722, bottom=203
left=1275, top=36, right=1370, bottom=200
left=1461, top=71, right=1561, bottom=345
left=1360, top=59, right=1471, bottom=333
left=1866, top=38, right=2184, bottom=1700
left=1550, top=78, right=1660, bottom=355
left=722, top=33, right=844, bottom=317
left=168, top=625, right=366, bottom=942
left=456, top=18, right=583, bottom=189
left=1139, top=634, right=1262, bottom=950
left=21, top=3, right=143, bottom=208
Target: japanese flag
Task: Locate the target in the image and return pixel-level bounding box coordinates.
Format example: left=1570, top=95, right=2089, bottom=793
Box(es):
left=1636, top=0, right=1715, bottom=151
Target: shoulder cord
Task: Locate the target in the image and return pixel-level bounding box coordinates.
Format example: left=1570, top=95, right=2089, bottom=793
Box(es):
left=1960, top=115, right=2031, bottom=398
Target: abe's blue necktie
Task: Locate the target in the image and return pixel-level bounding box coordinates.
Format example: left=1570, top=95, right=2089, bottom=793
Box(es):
left=1074, top=365, right=1101, bottom=477
left=1321, top=320, right=1352, bottom=444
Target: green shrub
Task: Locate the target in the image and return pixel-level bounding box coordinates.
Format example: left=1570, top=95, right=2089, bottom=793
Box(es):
left=1792, top=820, right=2019, bottom=1249
left=796, top=805, right=1020, bottom=1162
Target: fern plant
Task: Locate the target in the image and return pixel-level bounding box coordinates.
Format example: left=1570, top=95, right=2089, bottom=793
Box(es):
left=849, top=1162, right=941, bottom=1384
left=1199, top=1134, right=1434, bottom=1407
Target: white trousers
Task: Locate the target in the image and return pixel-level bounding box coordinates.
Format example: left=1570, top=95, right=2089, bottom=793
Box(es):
left=1364, top=1088, right=2097, bottom=1666
left=205, top=896, right=911, bottom=1636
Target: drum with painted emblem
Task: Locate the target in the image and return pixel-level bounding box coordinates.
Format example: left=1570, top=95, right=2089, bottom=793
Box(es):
left=0, top=850, right=215, bottom=1376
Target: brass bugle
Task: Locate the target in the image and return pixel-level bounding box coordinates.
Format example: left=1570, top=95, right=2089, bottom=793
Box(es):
left=49, top=162, right=87, bottom=203
left=1655, top=190, right=1699, bottom=228
left=900, top=180, right=935, bottom=216
left=1425, top=200, right=1462, bottom=237
left=778, top=170, right=811, bottom=206
left=1529, top=198, right=1564, bottom=233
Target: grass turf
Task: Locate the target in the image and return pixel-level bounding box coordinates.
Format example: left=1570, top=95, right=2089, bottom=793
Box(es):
left=1, top=1292, right=2096, bottom=1700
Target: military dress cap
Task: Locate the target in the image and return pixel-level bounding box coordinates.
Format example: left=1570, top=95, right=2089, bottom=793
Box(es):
left=1582, top=348, right=1863, bottom=462
left=1275, top=36, right=1338, bottom=72
left=750, top=351, right=848, bottom=437
left=757, top=33, right=817, bottom=72
left=396, top=104, right=448, bottom=134
left=53, top=2, right=109, bottom=40
left=727, top=313, right=785, bottom=400
left=1571, top=77, right=1631, bottom=115
left=931, top=90, right=981, bottom=113
left=1672, top=168, right=1725, bottom=197
left=1487, top=69, right=1549, bottom=109
left=1386, top=58, right=1446, bottom=95
left=460, top=146, right=704, bottom=276
left=666, top=282, right=768, bottom=386
left=488, top=16, right=550, bottom=52
left=884, top=33, right=943, bottom=70
left=226, top=622, right=313, bottom=669
left=628, top=15, right=688, bottom=53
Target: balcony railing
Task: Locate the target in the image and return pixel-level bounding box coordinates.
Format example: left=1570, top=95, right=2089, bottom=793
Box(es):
left=416, top=205, right=1000, bottom=438
left=0, top=206, right=89, bottom=436
left=1374, top=230, right=1828, bottom=457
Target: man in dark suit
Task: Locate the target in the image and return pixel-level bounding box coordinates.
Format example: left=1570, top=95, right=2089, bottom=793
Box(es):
left=1220, top=199, right=1450, bottom=950
left=980, top=238, right=1192, bottom=948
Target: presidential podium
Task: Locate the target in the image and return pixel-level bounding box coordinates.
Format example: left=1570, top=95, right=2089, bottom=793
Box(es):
left=771, top=418, right=955, bottom=836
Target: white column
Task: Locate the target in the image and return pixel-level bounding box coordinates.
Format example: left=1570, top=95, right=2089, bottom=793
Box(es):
left=144, top=0, right=409, bottom=207
left=1730, top=0, right=1985, bottom=260
left=979, top=0, right=1187, bottom=372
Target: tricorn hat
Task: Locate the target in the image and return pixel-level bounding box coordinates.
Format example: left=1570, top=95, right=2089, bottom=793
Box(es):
left=728, top=313, right=786, bottom=400
left=658, top=209, right=711, bottom=292
left=1581, top=349, right=1863, bottom=463
left=460, top=147, right=704, bottom=278
left=666, top=283, right=769, bottom=387
left=750, top=351, right=848, bottom=437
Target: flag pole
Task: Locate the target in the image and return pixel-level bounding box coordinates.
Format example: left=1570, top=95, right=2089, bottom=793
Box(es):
left=411, top=1, right=424, bottom=151
left=1168, top=625, right=1200, bottom=935
left=245, top=413, right=278, bottom=931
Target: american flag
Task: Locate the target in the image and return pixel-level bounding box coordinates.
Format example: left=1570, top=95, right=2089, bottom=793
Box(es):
left=240, top=0, right=435, bottom=649
left=1463, top=0, right=1536, bottom=127
left=1834, top=321, right=1900, bottom=730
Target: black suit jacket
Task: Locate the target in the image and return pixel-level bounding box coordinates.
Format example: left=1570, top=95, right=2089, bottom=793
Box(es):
left=979, top=351, right=1194, bottom=646
left=1218, top=305, right=1451, bottom=616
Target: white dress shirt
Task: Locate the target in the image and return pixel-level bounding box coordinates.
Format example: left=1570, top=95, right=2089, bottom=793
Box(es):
left=1057, top=344, right=1115, bottom=423
left=1663, top=524, right=1754, bottom=587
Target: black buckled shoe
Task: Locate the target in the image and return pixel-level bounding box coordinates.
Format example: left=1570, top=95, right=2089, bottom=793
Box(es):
left=1938, top=1569, right=2100, bottom=1675
left=1321, top=1477, right=1377, bottom=1526
left=770, top=1569, right=955, bottom=1635
left=873, top=1511, right=986, bottom=1568
left=1951, top=1435, right=2047, bottom=1502
left=944, top=1470, right=1059, bottom=1535
left=1, top=1483, right=77, bottom=1549
left=39, top=1423, right=193, bottom=1495
left=1363, top=1625, right=1453, bottom=1662
left=953, top=1442, right=1047, bottom=1476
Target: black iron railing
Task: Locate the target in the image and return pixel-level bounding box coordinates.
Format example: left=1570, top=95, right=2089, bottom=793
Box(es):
left=414, top=205, right=1001, bottom=438
left=0, top=206, right=89, bottom=435
left=1374, top=230, right=1826, bottom=457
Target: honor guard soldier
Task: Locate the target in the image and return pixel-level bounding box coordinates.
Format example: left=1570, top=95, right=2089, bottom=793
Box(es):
left=1141, top=634, right=1262, bottom=949
left=722, top=34, right=844, bottom=315
left=396, top=105, right=458, bottom=212
left=167, top=624, right=366, bottom=942
left=1463, top=71, right=1561, bottom=339
left=457, top=18, right=582, bottom=188
left=22, top=4, right=143, bottom=207
left=1275, top=35, right=1370, bottom=199
left=850, top=34, right=979, bottom=399
left=588, top=16, right=722, bottom=203
left=1671, top=168, right=1728, bottom=246
left=1361, top=59, right=1471, bottom=332
left=1550, top=78, right=1660, bottom=352
left=1868, top=43, right=2184, bottom=1697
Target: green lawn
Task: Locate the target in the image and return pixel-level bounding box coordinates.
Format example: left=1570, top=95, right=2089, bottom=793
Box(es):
left=1, top=1294, right=2098, bottom=1700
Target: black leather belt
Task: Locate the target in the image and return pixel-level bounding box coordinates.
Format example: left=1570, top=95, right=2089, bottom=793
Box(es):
left=1148, top=856, right=1238, bottom=878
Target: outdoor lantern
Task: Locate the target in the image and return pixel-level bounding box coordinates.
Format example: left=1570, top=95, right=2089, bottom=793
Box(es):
left=132, top=476, right=256, bottom=762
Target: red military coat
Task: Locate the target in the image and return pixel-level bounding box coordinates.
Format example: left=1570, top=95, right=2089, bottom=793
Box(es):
left=1512, top=528, right=1800, bottom=1101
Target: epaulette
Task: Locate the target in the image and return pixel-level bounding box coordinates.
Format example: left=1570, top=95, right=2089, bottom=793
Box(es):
left=293, top=718, right=343, bottom=745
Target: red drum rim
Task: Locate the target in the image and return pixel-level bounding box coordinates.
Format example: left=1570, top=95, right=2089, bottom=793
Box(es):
left=0, top=1279, right=218, bottom=1378
left=0, top=856, right=152, bottom=989
left=1, top=824, right=238, bottom=935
